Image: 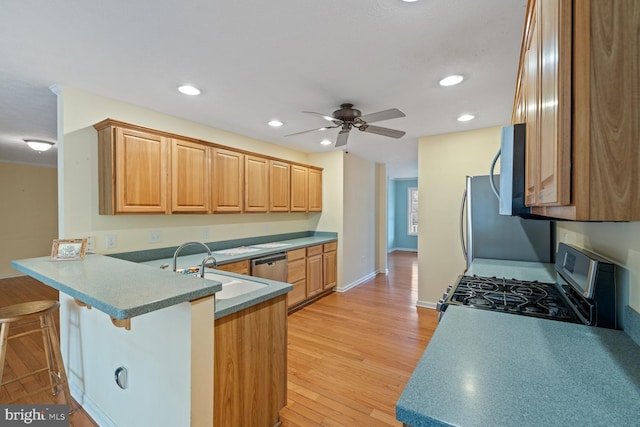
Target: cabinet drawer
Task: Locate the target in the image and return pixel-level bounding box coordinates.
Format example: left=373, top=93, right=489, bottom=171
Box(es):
left=217, top=260, right=250, bottom=275
left=323, top=241, right=337, bottom=252
left=287, top=258, right=306, bottom=283
left=287, top=248, right=306, bottom=261
left=288, top=279, right=306, bottom=307
left=306, top=245, right=323, bottom=257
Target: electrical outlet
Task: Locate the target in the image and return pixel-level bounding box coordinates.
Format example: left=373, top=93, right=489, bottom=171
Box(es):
left=202, top=228, right=210, bottom=240
left=105, top=234, right=117, bottom=249
left=148, top=230, right=162, bottom=243
left=86, top=236, right=96, bottom=251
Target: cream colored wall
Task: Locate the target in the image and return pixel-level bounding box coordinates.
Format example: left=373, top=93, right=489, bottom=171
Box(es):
left=341, top=153, right=377, bottom=289
left=57, top=87, right=326, bottom=253
left=375, top=163, right=388, bottom=274
left=417, top=126, right=502, bottom=307
left=0, top=162, right=58, bottom=277
left=308, top=150, right=344, bottom=286
left=557, top=222, right=640, bottom=315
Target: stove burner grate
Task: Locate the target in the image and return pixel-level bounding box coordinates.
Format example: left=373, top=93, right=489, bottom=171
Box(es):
left=448, top=275, right=578, bottom=323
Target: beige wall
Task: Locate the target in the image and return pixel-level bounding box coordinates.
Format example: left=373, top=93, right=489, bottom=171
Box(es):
left=418, top=126, right=502, bottom=306
left=557, top=222, right=640, bottom=315
left=341, top=153, right=377, bottom=289
left=0, top=162, right=58, bottom=277
left=58, top=87, right=324, bottom=253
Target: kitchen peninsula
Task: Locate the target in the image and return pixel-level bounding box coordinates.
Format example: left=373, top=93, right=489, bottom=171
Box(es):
left=11, top=243, right=304, bottom=426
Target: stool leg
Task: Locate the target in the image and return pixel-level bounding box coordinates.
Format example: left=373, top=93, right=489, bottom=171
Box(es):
left=40, top=315, right=57, bottom=395
left=0, top=323, right=9, bottom=383
left=43, top=312, right=74, bottom=412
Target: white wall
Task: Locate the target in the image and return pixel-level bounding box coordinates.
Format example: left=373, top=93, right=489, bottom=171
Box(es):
left=340, top=153, right=377, bottom=290
left=558, top=222, right=640, bottom=317
left=57, top=86, right=325, bottom=253
left=0, top=162, right=58, bottom=277
left=418, top=126, right=502, bottom=306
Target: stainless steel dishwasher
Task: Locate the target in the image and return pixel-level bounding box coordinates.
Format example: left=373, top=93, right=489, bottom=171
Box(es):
left=250, top=252, right=288, bottom=282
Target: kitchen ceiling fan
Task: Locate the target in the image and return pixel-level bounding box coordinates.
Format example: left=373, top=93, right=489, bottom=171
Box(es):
left=286, top=103, right=406, bottom=147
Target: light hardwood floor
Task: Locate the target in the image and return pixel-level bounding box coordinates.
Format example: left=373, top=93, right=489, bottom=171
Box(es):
left=0, top=251, right=436, bottom=426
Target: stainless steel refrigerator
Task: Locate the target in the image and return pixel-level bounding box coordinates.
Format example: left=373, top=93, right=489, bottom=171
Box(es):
left=461, top=175, right=554, bottom=269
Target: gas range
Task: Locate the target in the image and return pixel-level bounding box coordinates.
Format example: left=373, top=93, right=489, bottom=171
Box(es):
left=438, top=243, right=618, bottom=329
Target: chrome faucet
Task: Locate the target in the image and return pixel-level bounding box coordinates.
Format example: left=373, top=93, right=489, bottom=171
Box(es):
left=199, top=255, right=218, bottom=278
left=172, top=241, right=212, bottom=272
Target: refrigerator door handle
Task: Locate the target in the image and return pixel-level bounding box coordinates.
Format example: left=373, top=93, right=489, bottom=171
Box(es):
left=460, top=186, right=468, bottom=266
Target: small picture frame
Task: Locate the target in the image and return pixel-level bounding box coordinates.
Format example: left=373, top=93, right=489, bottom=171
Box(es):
left=51, top=239, right=87, bottom=261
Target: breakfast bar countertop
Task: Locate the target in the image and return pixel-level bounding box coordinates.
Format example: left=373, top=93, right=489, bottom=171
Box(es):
left=11, top=254, right=223, bottom=320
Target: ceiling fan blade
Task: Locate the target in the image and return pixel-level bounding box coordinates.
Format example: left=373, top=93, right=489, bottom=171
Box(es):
left=335, top=130, right=350, bottom=147
left=285, top=125, right=338, bottom=137
left=302, top=111, right=339, bottom=122
left=360, top=125, right=406, bottom=139
left=359, top=108, right=405, bottom=123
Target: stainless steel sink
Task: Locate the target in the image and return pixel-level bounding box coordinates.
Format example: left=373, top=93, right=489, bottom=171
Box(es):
left=202, top=272, right=267, bottom=300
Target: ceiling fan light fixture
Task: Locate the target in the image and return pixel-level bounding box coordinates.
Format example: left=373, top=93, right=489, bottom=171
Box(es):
left=268, top=120, right=283, bottom=127
left=177, top=85, right=201, bottom=96
left=320, top=139, right=332, bottom=146
left=24, top=139, right=55, bottom=152
left=439, top=75, right=464, bottom=86
left=457, top=114, right=475, bottom=122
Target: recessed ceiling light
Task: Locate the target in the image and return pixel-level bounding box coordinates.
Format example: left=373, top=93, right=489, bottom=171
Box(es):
left=320, top=139, right=332, bottom=146
left=457, top=114, right=475, bottom=122
left=439, top=75, right=464, bottom=86
left=268, top=120, right=283, bottom=127
left=24, top=139, right=55, bottom=152
left=177, top=85, right=201, bottom=96
left=402, top=0, right=419, bottom=2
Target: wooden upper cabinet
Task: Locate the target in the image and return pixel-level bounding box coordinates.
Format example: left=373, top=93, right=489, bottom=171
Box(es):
left=520, top=0, right=571, bottom=207
left=244, top=155, right=269, bottom=213
left=171, top=138, right=209, bottom=213
left=290, top=165, right=308, bottom=212
left=269, top=160, right=290, bottom=212
left=308, top=168, right=322, bottom=212
left=211, top=147, right=244, bottom=213
left=96, top=122, right=169, bottom=214
left=514, top=0, right=640, bottom=221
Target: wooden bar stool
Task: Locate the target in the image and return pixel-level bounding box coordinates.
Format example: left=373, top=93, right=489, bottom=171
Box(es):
left=0, top=300, right=73, bottom=410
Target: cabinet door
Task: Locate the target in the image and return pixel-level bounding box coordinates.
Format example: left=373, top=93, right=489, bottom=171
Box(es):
left=323, top=250, right=337, bottom=290
left=217, top=260, right=250, bottom=275
left=524, top=7, right=540, bottom=206
left=291, top=165, right=308, bottom=212
left=269, top=160, right=290, bottom=212
left=536, top=0, right=571, bottom=206
left=308, top=168, right=322, bottom=212
left=115, top=127, right=169, bottom=213
left=306, top=254, right=323, bottom=298
left=245, top=155, right=269, bottom=212
left=211, top=148, right=244, bottom=213
left=171, top=138, right=209, bottom=213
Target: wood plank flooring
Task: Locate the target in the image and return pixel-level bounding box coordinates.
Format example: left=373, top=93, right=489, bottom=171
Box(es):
left=0, top=251, right=436, bottom=426
left=280, top=251, right=436, bottom=426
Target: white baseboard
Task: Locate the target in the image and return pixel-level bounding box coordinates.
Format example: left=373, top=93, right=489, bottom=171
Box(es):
left=70, top=382, right=117, bottom=427
left=416, top=300, right=438, bottom=310
left=0, top=272, right=26, bottom=280
left=388, top=248, right=418, bottom=253
left=376, top=268, right=389, bottom=275
left=336, top=272, right=378, bottom=292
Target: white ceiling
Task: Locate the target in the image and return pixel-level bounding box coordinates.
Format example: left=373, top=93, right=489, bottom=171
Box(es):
left=0, top=0, right=526, bottom=174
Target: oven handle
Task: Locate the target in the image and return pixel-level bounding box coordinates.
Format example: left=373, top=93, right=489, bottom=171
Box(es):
left=460, top=186, right=468, bottom=270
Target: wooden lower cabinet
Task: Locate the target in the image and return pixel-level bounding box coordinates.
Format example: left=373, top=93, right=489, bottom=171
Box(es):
left=323, top=242, right=337, bottom=290
left=214, top=294, right=287, bottom=427
left=286, top=248, right=307, bottom=308
left=306, top=245, right=323, bottom=298
left=286, top=241, right=337, bottom=311
left=216, top=259, right=250, bottom=275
